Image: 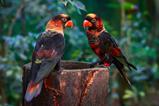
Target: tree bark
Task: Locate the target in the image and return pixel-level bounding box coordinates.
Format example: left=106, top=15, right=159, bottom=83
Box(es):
left=22, top=61, right=109, bottom=106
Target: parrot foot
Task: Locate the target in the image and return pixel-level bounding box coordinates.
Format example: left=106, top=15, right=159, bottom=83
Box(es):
left=103, top=62, right=110, bottom=67
left=47, top=87, right=63, bottom=96
left=44, top=80, right=63, bottom=96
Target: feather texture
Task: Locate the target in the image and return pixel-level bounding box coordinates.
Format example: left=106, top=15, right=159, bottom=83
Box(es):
left=86, top=30, right=136, bottom=86
left=25, top=31, right=65, bottom=101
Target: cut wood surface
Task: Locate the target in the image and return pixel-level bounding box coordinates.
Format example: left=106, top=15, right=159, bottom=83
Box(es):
left=23, top=61, right=109, bottom=106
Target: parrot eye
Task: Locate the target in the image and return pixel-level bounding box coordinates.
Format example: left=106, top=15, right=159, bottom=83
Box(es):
left=91, top=19, right=96, bottom=23
left=61, top=18, right=67, bottom=22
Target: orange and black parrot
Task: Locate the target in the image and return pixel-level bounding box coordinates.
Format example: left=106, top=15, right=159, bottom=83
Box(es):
left=83, top=13, right=136, bottom=87
left=25, top=14, right=73, bottom=102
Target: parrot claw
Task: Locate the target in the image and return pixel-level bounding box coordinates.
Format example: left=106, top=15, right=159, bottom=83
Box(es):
left=47, top=87, right=64, bottom=96
left=44, top=80, right=63, bottom=96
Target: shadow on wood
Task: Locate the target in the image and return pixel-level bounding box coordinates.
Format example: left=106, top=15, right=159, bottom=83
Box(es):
left=23, top=61, right=109, bottom=106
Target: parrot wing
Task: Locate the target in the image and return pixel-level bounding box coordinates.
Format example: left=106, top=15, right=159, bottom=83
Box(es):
left=25, top=31, right=64, bottom=101
left=99, top=31, right=135, bottom=87
left=100, top=31, right=136, bottom=71
left=31, top=31, right=65, bottom=84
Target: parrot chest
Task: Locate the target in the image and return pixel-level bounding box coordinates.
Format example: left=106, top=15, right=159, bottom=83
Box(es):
left=89, top=39, right=112, bottom=58
left=88, top=36, right=100, bottom=52
left=89, top=41, right=105, bottom=57
left=87, top=32, right=112, bottom=57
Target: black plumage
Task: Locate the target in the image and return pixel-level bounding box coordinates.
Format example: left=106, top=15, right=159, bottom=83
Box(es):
left=25, top=31, right=65, bottom=101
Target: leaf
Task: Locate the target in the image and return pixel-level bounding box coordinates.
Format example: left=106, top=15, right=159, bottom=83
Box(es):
left=61, top=0, right=69, bottom=6
left=139, top=91, right=145, bottom=97
left=67, top=0, right=74, bottom=5
left=72, top=1, right=87, bottom=11
left=107, top=2, right=136, bottom=10
left=77, top=8, right=81, bottom=14
left=19, top=53, right=27, bottom=60
left=123, top=2, right=135, bottom=10
left=123, top=89, right=134, bottom=99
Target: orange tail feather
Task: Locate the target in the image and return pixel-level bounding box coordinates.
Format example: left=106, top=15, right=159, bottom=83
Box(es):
left=25, top=80, right=43, bottom=102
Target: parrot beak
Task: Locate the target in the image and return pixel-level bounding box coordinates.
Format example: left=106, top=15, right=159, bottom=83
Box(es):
left=83, top=20, right=93, bottom=28
left=65, top=20, right=73, bottom=28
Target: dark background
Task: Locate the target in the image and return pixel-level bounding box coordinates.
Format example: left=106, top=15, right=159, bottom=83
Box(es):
left=0, top=0, right=159, bottom=105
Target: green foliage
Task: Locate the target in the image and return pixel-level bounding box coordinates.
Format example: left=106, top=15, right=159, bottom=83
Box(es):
left=61, top=0, right=86, bottom=12
left=123, top=87, right=145, bottom=100
left=0, top=0, right=159, bottom=105
left=107, top=1, right=136, bottom=10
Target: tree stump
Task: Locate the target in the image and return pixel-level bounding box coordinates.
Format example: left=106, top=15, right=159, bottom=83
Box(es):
left=23, top=61, right=109, bottom=106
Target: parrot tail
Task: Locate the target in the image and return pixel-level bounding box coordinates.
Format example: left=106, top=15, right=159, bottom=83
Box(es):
left=25, top=80, right=43, bottom=102
left=127, top=62, right=137, bottom=71
left=113, top=58, right=132, bottom=88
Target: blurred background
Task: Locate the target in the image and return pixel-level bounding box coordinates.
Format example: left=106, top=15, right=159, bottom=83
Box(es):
left=0, top=0, right=159, bottom=105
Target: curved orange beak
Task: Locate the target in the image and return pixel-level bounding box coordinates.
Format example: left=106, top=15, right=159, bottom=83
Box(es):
left=83, top=20, right=93, bottom=28
left=65, top=20, right=73, bottom=28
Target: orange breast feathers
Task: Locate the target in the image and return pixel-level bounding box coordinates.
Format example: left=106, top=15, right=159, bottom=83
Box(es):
left=45, top=20, right=63, bottom=33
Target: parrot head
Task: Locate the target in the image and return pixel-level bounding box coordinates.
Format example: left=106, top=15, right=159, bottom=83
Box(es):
left=83, top=13, right=104, bottom=32
left=46, top=14, right=73, bottom=33
left=54, top=14, right=73, bottom=28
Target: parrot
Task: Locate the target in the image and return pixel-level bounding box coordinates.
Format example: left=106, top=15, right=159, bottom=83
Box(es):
left=25, top=14, right=73, bottom=102
left=83, top=13, right=136, bottom=87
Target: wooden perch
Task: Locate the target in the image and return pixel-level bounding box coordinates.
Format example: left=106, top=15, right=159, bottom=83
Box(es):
left=22, top=61, right=109, bottom=106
